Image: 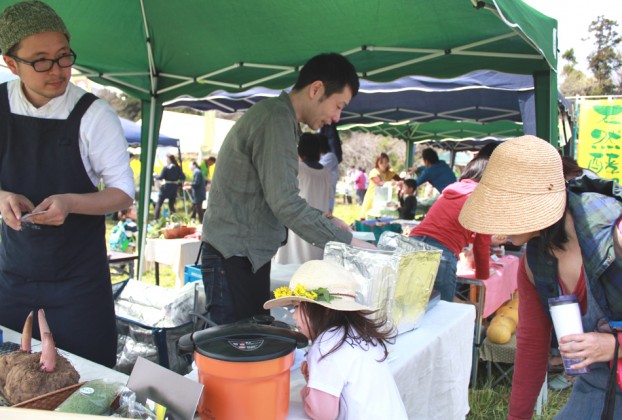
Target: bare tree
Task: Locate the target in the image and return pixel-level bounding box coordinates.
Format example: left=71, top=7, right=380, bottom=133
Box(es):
left=340, top=131, right=406, bottom=177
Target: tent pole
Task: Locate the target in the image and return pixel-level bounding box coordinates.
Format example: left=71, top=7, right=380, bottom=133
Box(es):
left=137, top=97, right=162, bottom=281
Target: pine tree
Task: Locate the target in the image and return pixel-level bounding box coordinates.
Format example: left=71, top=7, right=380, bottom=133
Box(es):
left=587, top=16, right=622, bottom=95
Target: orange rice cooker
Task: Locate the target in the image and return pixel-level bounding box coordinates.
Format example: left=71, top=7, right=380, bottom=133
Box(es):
left=178, top=319, right=308, bottom=420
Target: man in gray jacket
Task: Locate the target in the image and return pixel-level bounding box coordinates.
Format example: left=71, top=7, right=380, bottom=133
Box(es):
left=201, top=53, right=372, bottom=324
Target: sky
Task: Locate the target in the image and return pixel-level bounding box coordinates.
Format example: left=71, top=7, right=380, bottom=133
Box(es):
left=522, top=0, right=622, bottom=74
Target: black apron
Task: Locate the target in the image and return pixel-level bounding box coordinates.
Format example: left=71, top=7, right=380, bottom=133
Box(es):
left=0, top=83, right=117, bottom=367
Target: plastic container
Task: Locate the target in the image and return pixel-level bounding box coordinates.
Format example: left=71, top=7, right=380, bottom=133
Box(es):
left=178, top=317, right=308, bottom=420
left=184, top=264, right=202, bottom=284
left=548, top=295, right=590, bottom=375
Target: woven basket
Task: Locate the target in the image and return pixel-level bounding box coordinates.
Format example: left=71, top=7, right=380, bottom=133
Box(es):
left=10, top=382, right=84, bottom=410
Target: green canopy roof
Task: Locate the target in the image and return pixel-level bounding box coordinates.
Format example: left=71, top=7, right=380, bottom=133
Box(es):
left=34, top=0, right=557, bottom=103
left=0, top=0, right=558, bottom=275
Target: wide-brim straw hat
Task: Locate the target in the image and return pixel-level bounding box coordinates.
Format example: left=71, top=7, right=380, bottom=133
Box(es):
left=264, top=260, right=373, bottom=312
left=459, top=135, right=566, bottom=235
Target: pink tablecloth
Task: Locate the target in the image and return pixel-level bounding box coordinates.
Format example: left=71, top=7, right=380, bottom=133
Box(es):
left=457, top=254, right=520, bottom=317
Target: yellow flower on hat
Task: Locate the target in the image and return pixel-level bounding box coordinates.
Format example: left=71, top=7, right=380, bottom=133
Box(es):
left=293, top=284, right=307, bottom=297
left=272, top=284, right=337, bottom=303
left=274, top=286, right=293, bottom=298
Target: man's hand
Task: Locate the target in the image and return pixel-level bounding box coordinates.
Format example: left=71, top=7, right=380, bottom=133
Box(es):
left=350, top=237, right=376, bottom=250
left=0, top=191, right=34, bottom=230
left=328, top=215, right=352, bottom=232
left=30, top=194, right=73, bottom=226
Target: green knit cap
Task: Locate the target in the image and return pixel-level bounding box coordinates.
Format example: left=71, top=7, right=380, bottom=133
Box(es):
left=0, top=0, right=70, bottom=55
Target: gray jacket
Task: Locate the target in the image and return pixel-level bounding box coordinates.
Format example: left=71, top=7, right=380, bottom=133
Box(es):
left=203, top=92, right=352, bottom=271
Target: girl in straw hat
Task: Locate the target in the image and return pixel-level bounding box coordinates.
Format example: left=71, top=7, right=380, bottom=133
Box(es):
left=264, top=260, right=407, bottom=419
left=459, top=135, right=622, bottom=419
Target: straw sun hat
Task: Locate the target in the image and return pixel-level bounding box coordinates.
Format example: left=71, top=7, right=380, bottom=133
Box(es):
left=264, top=260, right=373, bottom=312
left=459, top=135, right=566, bottom=235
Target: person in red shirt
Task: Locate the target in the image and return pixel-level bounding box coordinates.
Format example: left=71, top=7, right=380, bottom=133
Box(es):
left=409, top=156, right=492, bottom=301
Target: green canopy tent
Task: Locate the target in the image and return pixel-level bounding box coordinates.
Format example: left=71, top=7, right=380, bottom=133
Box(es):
left=0, top=0, right=557, bottom=277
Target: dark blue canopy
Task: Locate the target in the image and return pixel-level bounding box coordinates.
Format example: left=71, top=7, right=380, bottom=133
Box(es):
left=164, top=70, right=572, bottom=138
left=120, top=117, right=179, bottom=147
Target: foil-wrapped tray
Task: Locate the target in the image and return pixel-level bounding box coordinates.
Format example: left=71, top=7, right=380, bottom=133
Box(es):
left=324, top=231, right=442, bottom=331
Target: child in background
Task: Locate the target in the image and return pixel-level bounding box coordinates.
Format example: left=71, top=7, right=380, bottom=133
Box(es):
left=398, top=178, right=417, bottom=220
left=264, top=260, right=407, bottom=420
left=109, top=206, right=138, bottom=252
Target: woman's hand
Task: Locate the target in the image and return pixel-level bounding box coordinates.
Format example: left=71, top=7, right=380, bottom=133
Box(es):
left=558, top=332, right=617, bottom=370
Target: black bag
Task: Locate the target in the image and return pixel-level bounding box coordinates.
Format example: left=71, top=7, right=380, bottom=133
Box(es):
left=114, top=316, right=197, bottom=375
left=112, top=279, right=206, bottom=375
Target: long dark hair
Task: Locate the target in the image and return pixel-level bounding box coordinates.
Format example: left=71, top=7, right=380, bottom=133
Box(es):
left=459, top=156, right=492, bottom=182
left=299, top=302, right=396, bottom=361
left=536, top=193, right=569, bottom=256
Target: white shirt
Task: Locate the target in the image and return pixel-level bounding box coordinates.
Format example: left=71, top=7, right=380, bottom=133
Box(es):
left=7, top=79, right=135, bottom=199
left=307, top=327, right=408, bottom=420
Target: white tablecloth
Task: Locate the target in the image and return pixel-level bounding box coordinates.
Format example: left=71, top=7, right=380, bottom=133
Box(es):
left=287, top=301, right=475, bottom=419
left=144, top=238, right=201, bottom=288
left=1, top=302, right=473, bottom=419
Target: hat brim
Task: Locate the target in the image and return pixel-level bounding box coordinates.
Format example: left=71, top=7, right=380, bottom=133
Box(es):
left=263, top=295, right=374, bottom=312
left=459, top=180, right=566, bottom=235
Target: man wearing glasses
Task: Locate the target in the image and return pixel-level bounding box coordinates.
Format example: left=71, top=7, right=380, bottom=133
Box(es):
left=0, top=1, right=134, bottom=367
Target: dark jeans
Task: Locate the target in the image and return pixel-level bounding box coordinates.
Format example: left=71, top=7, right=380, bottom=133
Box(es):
left=154, top=183, right=178, bottom=219
left=200, top=242, right=271, bottom=325
left=411, top=236, right=458, bottom=302
left=356, top=189, right=366, bottom=205
left=190, top=203, right=204, bottom=221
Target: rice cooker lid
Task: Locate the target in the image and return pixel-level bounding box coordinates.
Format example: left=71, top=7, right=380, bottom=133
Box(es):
left=190, top=322, right=308, bottom=362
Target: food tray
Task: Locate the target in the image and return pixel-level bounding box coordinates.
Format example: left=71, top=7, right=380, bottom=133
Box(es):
left=11, top=382, right=84, bottom=410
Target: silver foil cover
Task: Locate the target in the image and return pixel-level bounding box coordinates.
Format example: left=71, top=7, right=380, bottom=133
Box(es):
left=324, top=231, right=442, bottom=330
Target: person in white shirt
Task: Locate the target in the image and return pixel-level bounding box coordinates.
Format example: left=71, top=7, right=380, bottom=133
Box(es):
left=0, top=0, right=134, bottom=367
left=318, top=134, right=339, bottom=213
left=265, top=260, right=408, bottom=420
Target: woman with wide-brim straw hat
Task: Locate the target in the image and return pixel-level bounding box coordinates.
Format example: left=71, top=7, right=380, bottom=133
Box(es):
left=459, top=135, right=622, bottom=419
left=264, top=260, right=407, bottom=419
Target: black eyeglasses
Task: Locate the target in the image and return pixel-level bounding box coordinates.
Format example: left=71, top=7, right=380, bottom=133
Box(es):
left=8, top=49, right=77, bottom=72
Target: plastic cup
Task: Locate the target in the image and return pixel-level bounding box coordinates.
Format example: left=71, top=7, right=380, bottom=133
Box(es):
left=548, top=295, right=590, bottom=375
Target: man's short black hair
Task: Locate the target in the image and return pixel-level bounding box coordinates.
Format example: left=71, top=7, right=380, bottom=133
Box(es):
left=422, top=148, right=439, bottom=164
left=292, top=53, right=359, bottom=98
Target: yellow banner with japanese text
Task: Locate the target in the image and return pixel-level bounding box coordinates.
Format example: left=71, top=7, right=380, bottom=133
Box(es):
left=577, top=99, right=622, bottom=183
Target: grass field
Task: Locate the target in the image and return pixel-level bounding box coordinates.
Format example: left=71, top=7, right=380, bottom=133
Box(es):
left=107, top=201, right=571, bottom=418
